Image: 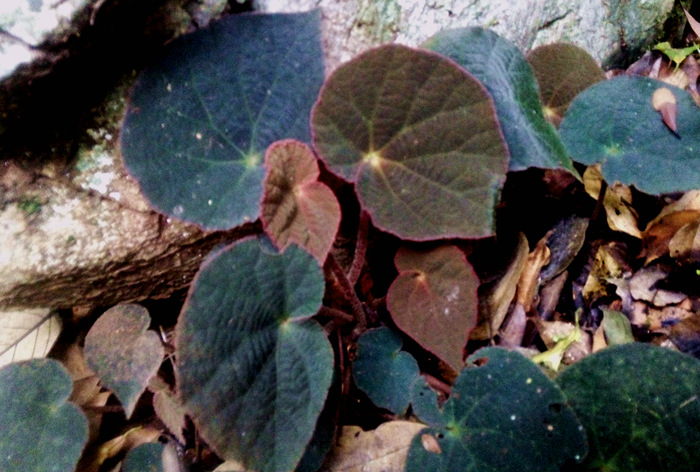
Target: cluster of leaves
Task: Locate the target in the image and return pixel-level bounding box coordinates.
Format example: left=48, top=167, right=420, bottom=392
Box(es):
left=4, top=8, right=700, bottom=472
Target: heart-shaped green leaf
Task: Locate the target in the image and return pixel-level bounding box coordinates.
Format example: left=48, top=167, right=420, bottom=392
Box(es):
left=526, top=43, right=605, bottom=127
left=353, top=327, right=420, bottom=414
left=261, top=140, right=341, bottom=263
left=121, top=11, right=324, bottom=229
left=311, top=44, right=508, bottom=240
left=424, top=27, right=575, bottom=174
left=556, top=343, right=700, bottom=471
left=387, top=245, right=478, bottom=371
left=406, top=348, right=587, bottom=472
left=84, top=304, right=164, bottom=418
left=0, top=359, right=88, bottom=472
left=176, top=239, right=333, bottom=472
left=560, top=76, right=700, bottom=195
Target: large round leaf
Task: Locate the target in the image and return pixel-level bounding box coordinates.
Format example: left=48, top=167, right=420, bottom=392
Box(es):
left=311, top=44, right=509, bottom=240
left=121, top=11, right=324, bottom=229
left=176, top=239, right=333, bottom=472
left=424, top=27, right=575, bottom=174
left=405, top=348, right=587, bottom=472
left=0, top=359, right=88, bottom=472
left=556, top=343, right=700, bottom=471
left=560, top=76, right=700, bottom=195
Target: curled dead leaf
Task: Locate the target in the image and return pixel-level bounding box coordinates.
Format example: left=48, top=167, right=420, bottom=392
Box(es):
left=652, top=87, right=678, bottom=133
left=684, top=8, right=700, bottom=39
left=321, top=421, right=426, bottom=472
left=421, top=433, right=442, bottom=454
left=643, top=191, right=700, bottom=262
left=477, top=233, right=529, bottom=339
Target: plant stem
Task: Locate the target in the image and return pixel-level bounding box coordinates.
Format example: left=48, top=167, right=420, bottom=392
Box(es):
left=424, top=373, right=452, bottom=396
left=348, top=210, right=370, bottom=285
left=317, top=306, right=355, bottom=323
left=326, top=254, right=367, bottom=332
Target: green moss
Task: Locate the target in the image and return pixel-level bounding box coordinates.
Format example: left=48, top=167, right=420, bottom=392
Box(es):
left=17, top=197, right=42, bottom=216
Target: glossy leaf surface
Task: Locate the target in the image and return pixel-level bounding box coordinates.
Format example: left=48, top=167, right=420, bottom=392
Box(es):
left=425, top=27, right=575, bottom=173
left=121, top=11, right=324, bottom=229
left=353, top=327, right=420, bottom=414
left=387, top=245, right=478, bottom=371
left=312, top=44, right=508, bottom=240
left=406, top=348, right=587, bottom=472
left=560, top=76, right=700, bottom=195
left=0, top=359, right=88, bottom=472
left=557, top=343, right=700, bottom=471
left=84, top=304, right=164, bottom=418
left=261, top=140, right=341, bottom=263
left=176, top=240, right=333, bottom=472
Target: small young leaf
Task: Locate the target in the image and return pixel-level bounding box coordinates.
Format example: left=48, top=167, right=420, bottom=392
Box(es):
left=121, top=11, right=324, bottom=229
left=311, top=44, right=508, bottom=240
left=261, top=140, right=341, bottom=263
left=0, top=359, right=88, bottom=472
left=405, top=348, right=587, bottom=472
left=386, top=245, right=478, bottom=372
left=560, top=76, right=700, bottom=195
left=176, top=239, right=333, bottom=472
left=601, top=309, right=634, bottom=345
left=424, top=27, right=576, bottom=174
left=526, top=43, right=605, bottom=127
left=654, top=41, right=700, bottom=70
left=557, top=344, right=700, bottom=471
left=353, top=327, right=420, bottom=414
left=84, top=304, right=164, bottom=418
left=0, top=308, right=61, bottom=368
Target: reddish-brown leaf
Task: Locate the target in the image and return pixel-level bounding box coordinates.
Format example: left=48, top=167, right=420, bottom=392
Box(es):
left=261, top=140, right=341, bottom=263
left=386, top=245, right=478, bottom=372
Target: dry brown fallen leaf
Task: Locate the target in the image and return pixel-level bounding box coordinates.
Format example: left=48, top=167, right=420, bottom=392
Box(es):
left=642, top=190, right=700, bottom=262
left=629, top=265, right=686, bottom=307
left=476, top=232, right=529, bottom=340
left=652, top=87, right=678, bottom=133
left=581, top=242, right=630, bottom=305
left=500, top=235, right=550, bottom=348
left=668, top=217, right=700, bottom=261
left=629, top=298, right=695, bottom=330
left=583, top=165, right=641, bottom=238
left=681, top=55, right=700, bottom=106
left=517, top=236, right=551, bottom=311
left=685, top=7, right=700, bottom=38
left=77, top=426, right=162, bottom=472
left=0, top=308, right=61, bottom=368
left=320, top=421, right=426, bottom=472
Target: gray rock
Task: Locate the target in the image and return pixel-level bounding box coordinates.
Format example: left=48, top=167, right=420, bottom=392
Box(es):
left=255, top=0, right=676, bottom=70
left=0, top=0, right=92, bottom=80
